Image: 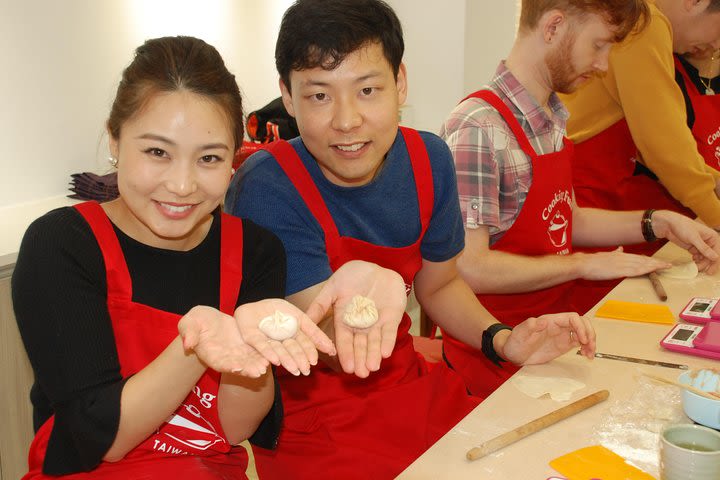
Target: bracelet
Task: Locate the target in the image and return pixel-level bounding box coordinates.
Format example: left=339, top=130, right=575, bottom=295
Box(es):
left=481, top=323, right=513, bottom=367
left=641, top=209, right=657, bottom=242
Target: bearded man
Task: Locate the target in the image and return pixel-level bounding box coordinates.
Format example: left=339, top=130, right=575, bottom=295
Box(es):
left=438, top=0, right=720, bottom=398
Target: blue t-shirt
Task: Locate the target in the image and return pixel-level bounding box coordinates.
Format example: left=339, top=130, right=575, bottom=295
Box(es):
left=225, top=129, right=464, bottom=296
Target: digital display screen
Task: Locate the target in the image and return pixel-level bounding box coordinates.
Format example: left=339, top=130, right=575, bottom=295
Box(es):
left=690, top=302, right=711, bottom=313
left=672, top=328, right=695, bottom=341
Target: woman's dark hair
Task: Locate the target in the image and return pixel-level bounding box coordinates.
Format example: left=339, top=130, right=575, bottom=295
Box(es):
left=275, top=0, right=404, bottom=90
left=107, top=36, right=244, bottom=150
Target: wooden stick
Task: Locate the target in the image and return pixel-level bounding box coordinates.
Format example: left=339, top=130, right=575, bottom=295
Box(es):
left=649, top=272, right=667, bottom=301
left=642, top=372, right=720, bottom=400
left=466, top=390, right=609, bottom=461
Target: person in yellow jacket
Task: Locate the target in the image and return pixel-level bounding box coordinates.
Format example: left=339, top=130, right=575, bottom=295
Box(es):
left=562, top=0, right=720, bottom=229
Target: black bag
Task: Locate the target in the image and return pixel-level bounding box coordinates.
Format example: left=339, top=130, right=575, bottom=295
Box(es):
left=246, top=97, right=299, bottom=142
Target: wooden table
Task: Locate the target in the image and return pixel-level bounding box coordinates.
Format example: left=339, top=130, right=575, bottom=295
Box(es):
left=398, top=244, right=720, bottom=479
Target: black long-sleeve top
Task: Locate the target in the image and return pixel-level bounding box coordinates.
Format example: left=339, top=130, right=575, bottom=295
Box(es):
left=12, top=207, right=285, bottom=475
left=675, top=54, right=720, bottom=129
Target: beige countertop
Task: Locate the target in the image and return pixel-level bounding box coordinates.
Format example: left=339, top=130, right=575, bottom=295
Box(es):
left=398, top=243, right=720, bottom=479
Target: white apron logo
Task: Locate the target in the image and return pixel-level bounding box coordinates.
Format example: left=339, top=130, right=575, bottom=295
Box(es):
left=542, top=190, right=572, bottom=248
left=547, top=212, right=569, bottom=248
left=707, top=125, right=720, bottom=146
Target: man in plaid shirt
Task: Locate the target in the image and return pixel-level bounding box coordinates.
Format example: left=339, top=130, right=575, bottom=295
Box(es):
left=438, top=0, right=720, bottom=399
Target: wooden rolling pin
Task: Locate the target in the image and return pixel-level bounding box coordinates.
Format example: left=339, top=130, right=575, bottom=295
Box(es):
left=648, top=272, right=667, bottom=301
left=466, top=390, right=609, bottom=461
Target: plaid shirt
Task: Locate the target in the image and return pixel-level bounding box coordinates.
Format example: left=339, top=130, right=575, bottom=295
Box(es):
left=440, top=62, right=569, bottom=245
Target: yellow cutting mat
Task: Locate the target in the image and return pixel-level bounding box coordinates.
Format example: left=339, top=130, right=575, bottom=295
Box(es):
left=594, top=300, right=675, bottom=325
left=550, top=445, right=654, bottom=479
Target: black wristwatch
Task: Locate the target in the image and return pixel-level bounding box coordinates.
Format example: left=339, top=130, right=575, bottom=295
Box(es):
left=481, top=323, right=513, bottom=367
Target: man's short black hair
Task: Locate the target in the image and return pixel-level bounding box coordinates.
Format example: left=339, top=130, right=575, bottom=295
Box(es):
left=276, top=0, right=404, bottom=91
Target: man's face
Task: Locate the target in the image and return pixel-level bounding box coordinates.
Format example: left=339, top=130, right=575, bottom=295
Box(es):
left=546, top=14, right=615, bottom=94
left=280, top=42, right=407, bottom=187
left=673, top=1, right=720, bottom=56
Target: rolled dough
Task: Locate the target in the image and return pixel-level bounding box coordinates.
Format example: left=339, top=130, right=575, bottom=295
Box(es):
left=510, top=375, right=586, bottom=402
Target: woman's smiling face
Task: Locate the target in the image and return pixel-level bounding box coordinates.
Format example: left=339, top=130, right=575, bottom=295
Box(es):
left=109, top=90, right=234, bottom=251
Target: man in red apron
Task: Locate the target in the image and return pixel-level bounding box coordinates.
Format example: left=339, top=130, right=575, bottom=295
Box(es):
left=225, top=1, right=603, bottom=478
left=440, top=0, right=720, bottom=399
left=675, top=53, right=720, bottom=171
left=562, top=0, right=720, bottom=228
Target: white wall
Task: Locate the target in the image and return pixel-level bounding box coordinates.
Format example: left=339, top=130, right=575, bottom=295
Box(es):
left=0, top=0, right=292, bottom=209
left=0, top=0, right=517, bottom=211
left=463, top=1, right=519, bottom=95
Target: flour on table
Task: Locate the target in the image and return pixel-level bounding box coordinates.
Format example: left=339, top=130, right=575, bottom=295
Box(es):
left=510, top=375, right=586, bottom=401
left=658, top=261, right=698, bottom=280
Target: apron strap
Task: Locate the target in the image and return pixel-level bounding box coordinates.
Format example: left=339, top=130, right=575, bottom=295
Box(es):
left=74, top=201, right=132, bottom=300
left=263, top=140, right=342, bottom=255
left=399, top=126, right=434, bottom=235
left=464, top=90, right=540, bottom=159
left=219, top=213, right=244, bottom=315
left=674, top=55, right=702, bottom=99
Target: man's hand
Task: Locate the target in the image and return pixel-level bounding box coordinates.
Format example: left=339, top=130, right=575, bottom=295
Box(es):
left=653, top=211, right=720, bottom=274
left=305, top=260, right=407, bottom=378
left=500, top=312, right=596, bottom=365
left=574, top=247, right=671, bottom=280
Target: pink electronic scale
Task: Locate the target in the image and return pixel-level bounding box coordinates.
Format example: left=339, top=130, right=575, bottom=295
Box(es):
left=661, top=321, right=720, bottom=361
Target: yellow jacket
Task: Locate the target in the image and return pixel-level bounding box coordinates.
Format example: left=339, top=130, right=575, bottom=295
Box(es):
left=561, top=2, right=720, bottom=226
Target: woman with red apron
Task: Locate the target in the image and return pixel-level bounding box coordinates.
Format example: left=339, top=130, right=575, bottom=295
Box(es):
left=675, top=54, right=720, bottom=172
left=442, top=91, right=613, bottom=399
left=12, top=36, right=310, bottom=479
left=23, top=203, right=254, bottom=480
left=252, top=127, right=480, bottom=480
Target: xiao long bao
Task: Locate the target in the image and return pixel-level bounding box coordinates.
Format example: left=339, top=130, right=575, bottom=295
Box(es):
left=258, top=310, right=299, bottom=341
left=343, top=295, right=379, bottom=329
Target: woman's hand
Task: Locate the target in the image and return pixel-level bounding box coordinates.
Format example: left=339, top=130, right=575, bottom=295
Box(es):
left=178, top=306, right=269, bottom=377
left=234, top=299, right=336, bottom=376
left=305, top=260, right=408, bottom=378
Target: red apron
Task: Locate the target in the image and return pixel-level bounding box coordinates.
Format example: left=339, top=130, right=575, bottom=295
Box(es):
left=252, top=127, right=480, bottom=480
left=675, top=55, right=720, bottom=172
left=24, top=201, right=249, bottom=480
left=442, top=90, right=614, bottom=399
left=571, top=102, right=693, bottom=218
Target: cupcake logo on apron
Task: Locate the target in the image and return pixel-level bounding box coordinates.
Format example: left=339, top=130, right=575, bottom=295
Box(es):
left=542, top=190, right=572, bottom=249
left=547, top=212, right=569, bottom=248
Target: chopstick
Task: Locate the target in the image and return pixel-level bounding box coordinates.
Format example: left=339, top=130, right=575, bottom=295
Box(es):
left=642, top=372, right=720, bottom=400
left=648, top=272, right=667, bottom=301
left=466, top=390, right=609, bottom=461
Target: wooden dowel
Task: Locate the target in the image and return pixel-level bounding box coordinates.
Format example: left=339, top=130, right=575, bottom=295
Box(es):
left=649, top=272, right=667, bottom=301
left=466, top=390, right=609, bottom=461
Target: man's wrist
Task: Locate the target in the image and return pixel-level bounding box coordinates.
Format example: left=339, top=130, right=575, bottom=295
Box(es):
left=641, top=209, right=658, bottom=242
left=482, top=323, right=512, bottom=366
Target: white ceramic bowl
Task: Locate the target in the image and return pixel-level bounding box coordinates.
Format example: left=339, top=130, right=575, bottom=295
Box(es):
left=678, top=370, right=720, bottom=430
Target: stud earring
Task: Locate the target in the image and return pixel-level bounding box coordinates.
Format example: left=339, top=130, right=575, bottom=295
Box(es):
left=231, top=168, right=236, bottom=175
left=108, top=156, right=118, bottom=167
